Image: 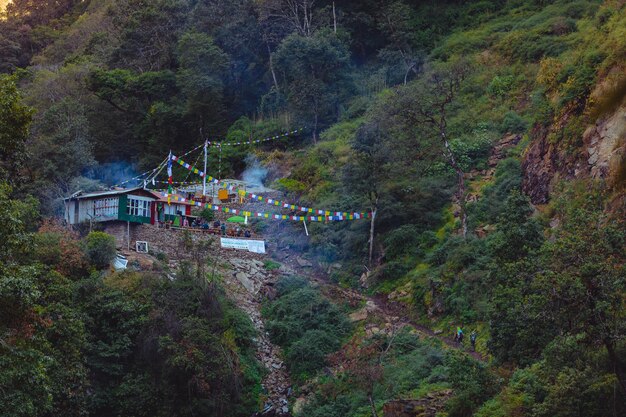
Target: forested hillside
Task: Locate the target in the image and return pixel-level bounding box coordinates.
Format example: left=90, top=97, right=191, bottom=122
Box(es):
left=1, top=1, right=625, bottom=416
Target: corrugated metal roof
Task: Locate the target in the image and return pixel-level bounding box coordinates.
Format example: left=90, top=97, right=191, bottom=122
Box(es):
left=147, top=190, right=194, bottom=205
left=176, top=180, right=277, bottom=197
left=64, top=187, right=146, bottom=201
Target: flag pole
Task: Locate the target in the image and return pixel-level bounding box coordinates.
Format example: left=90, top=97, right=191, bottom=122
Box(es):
left=203, top=140, right=208, bottom=197
left=167, top=151, right=173, bottom=205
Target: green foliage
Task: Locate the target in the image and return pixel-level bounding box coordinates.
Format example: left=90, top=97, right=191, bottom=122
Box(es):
left=263, top=260, right=281, bottom=271
left=176, top=30, right=229, bottom=119
left=84, top=231, right=116, bottom=270
left=28, top=97, right=96, bottom=206
left=446, top=352, right=499, bottom=417
left=383, top=225, right=422, bottom=260
left=487, top=190, right=543, bottom=263
left=264, top=278, right=350, bottom=381
left=0, top=191, right=261, bottom=417
left=274, top=275, right=308, bottom=296
left=287, top=329, right=341, bottom=376
left=0, top=183, right=87, bottom=417
left=487, top=75, right=515, bottom=98
left=378, top=329, right=446, bottom=395
left=273, top=29, right=353, bottom=137
left=500, top=111, right=528, bottom=134
left=477, top=345, right=626, bottom=417
left=372, top=260, right=411, bottom=283
left=198, top=207, right=214, bottom=222
left=276, top=177, right=307, bottom=194
left=300, top=329, right=496, bottom=417
left=488, top=184, right=626, bottom=406
left=468, top=158, right=523, bottom=227
left=0, top=74, right=33, bottom=186
left=75, top=266, right=262, bottom=417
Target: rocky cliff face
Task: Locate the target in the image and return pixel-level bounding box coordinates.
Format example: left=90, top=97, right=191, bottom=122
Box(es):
left=522, top=104, right=626, bottom=204
left=584, top=106, right=626, bottom=186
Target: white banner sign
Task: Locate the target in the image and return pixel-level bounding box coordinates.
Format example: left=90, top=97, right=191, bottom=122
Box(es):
left=221, top=238, right=266, bottom=254
left=247, top=240, right=266, bottom=254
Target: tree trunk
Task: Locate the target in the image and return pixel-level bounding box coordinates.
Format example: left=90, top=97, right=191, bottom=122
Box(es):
left=332, top=2, right=337, bottom=34
left=403, top=61, right=418, bottom=85
left=368, top=394, right=378, bottom=417
left=456, top=167, right=467, bottom=238
left=313, top=112, right=319, bottom=144
left=368, top=202, right=377, bottom=267
left=303, top=2, right=311, bottom=36
left=266, top=43, right=280, bottom=92
left=605, top=339, right=626, bottom=397
left=441, top=130, right=467, bottom=238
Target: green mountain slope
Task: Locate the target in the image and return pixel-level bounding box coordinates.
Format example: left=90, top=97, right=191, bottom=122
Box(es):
left=0, top=1, right=624, bottom=416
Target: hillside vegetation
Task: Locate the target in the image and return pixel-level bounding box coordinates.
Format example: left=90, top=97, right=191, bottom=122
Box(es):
left=1, top=1, right=625, bottom=416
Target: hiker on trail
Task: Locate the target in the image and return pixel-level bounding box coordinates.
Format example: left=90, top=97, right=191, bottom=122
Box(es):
left=470, top=330, right=477, bottom=351
left=455, top=327, right=464, bottom=345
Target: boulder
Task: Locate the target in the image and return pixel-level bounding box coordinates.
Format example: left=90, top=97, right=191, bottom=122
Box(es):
left=292, top=397, right=308, bottom=415
left=296, top=257, right=313, bottom=267
left=235, top=272, right=257, bottom=294
left=349, top=308, right=368, bottom=322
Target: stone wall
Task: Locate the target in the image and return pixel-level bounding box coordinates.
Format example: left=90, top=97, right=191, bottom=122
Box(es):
left=131, top=224, right=219, bottom=258
left=103, top=221, right=137, bottom=250
left=103, top=221, right=199, bottom=256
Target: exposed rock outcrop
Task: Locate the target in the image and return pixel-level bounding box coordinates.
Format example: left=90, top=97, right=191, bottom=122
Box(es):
left=489, top=133, right=522, bottom=167
left=382, top=390, right=453, bottom=417
left=584, top=107, right=626, bottom=185
left=522, top=103, right=626, bottom=204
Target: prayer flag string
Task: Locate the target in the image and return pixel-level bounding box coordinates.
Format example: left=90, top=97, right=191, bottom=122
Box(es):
left=207, top=128, right=304, bottom=147
left=161, top=193, right=367, bottom=222
left=170, top=154, right=372, bottom=219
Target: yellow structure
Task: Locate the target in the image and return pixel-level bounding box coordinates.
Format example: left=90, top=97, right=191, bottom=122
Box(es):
left=218, top=189, right=229, bottom=202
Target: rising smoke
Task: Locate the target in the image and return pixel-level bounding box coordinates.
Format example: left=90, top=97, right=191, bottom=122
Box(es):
left=242, top=155, right=268, bottom=188
left=89, top=161, right=141, bottom=188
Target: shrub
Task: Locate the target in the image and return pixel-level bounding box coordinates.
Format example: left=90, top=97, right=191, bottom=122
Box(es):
left=468, top=157, right=522, bottom=226
left=373, top=260, right=411, bottom=282
left=274, top=275, right=308, bottom=296
left=85, top=231, right=116, bottom=270
left=263, top=260, right=281, bottom=271
left=264, top=279, right=350, bottom=380
left=35, top=220, right=89, bottom=278
left=500, top=111, right=528, bottom=134
left=487, top=75, right=515, bottom=98
left=286, top=329, right=340, bottom=376
left=275, top=178, right=307, bottom=194
left=529, top=88, right=554, bottom=125
left=446, top=353, right=499, bottom=417
left=198, top=208, right=214, bottom=222
left=383, top=224, right=421, bottom=259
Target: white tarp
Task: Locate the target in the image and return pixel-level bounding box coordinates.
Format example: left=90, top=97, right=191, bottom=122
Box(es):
left=113, top=254, right=128, bottom=270
left=220, top=238, right=266, bottom=254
